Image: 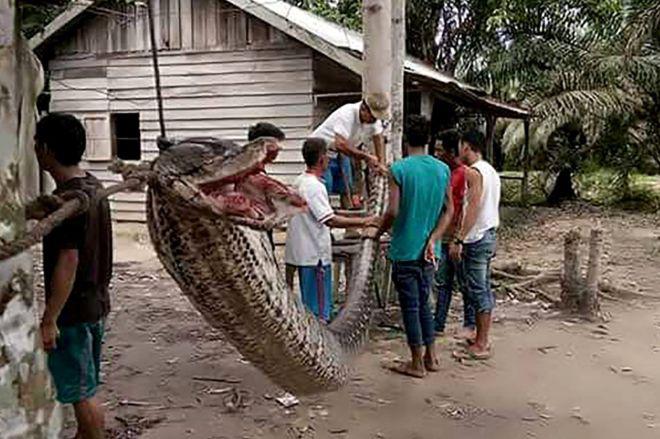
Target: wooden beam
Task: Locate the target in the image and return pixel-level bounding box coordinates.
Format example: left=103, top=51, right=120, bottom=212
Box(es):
left=522, top=118, right=530, bottom=204
left=28, top=0, right=94, bottom=50
left=485, top=114, right=496, bottom=164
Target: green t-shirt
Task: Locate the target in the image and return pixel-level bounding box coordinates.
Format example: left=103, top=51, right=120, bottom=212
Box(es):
left=388, top=155, right=450, bottom=262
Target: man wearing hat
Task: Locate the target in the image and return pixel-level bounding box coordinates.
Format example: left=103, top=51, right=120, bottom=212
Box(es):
left=311, top=95, right=390, bottom=205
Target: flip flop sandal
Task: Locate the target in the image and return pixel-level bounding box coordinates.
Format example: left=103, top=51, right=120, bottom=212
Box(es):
left=456, top=339, right=492, bottom=350
left=452, top=348, right=492, bottom=361
left=455, top=338, right=477, bottom=348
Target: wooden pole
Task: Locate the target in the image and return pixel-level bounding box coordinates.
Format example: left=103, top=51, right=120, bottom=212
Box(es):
left=522, top=118, right=530, bottom=204
left=581, top=228, right=603, bottom=318
left=362, top=0, right=392, bottom=110
left=0, top=2, right=61, bottom=435
left=390, top=0, right=405, bottom=161
left=147, top=0, right=166, bottom=139
left=485, top=115, right=496, bottom=164
left=561, top=229, right=582, bottom=311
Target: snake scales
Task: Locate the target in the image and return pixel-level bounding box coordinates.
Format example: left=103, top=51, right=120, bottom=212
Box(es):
left=145, top=136, right=386, bottom=394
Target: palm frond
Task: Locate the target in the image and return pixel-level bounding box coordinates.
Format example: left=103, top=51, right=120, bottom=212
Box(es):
left=624, top=1, right=660, bottom=54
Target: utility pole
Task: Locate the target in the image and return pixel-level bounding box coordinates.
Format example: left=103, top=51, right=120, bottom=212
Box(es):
left=363, top=0, right=392, bottom=131
left=390, top=0, right=405, bottom=161
left=0, top=1, right=61, bottom=436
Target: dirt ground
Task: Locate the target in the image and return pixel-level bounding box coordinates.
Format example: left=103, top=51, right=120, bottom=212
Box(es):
left=48, top=205, right=660, bottom=439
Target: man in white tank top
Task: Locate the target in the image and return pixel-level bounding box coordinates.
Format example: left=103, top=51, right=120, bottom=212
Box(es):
left=449, top=130, right=500, bottom=360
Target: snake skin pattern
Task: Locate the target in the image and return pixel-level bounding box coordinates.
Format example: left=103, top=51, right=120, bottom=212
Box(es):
left=146, top=137, right=387, bottom=394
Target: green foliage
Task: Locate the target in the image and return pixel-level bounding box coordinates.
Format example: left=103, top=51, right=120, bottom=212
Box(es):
left=19, top=0, right=143, bottom=38
left=576, top=170, right=660, bottom=211
left=484, top=1, right=660, bottom=199
left=286, top=0, right=362, bottom=31
left=19, top=2, right=69, bottom=38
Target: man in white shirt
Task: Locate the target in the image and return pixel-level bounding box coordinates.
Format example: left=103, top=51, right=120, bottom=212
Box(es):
left=450, top=129, right=501, bottom=361
left=311, top=96, right=389, bottom=206
left=285, top=138, right=379, bottom=321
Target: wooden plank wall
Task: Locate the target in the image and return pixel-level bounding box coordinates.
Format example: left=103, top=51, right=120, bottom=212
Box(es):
left=55, top=0, right=289, bottom=55
left=48, top=0, right=313, bottom=221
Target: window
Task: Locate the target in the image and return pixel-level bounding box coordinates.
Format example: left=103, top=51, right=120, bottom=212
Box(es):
left=82, top=115, right=111, bottom=161
left=111, top=113, right=141, bottom=160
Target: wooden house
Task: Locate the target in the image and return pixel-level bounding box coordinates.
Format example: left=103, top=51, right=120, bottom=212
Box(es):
left=31, top=0, right=529, bottom=222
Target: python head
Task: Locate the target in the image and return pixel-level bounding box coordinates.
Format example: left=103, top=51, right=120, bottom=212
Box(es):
left=151, top=137, right=307, bottom=229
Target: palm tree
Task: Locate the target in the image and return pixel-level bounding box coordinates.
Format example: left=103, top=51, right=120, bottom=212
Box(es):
left=469, top=1, right=660, bottom=202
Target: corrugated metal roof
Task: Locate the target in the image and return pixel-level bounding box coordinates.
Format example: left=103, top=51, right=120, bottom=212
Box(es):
left=224, top=0, right=529, bottom=118
left=30, top=0, right=530, bottom=118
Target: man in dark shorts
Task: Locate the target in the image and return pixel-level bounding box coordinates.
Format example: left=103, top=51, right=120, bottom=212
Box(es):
left=35, top=113, right=112, bottom=439
left=247, top=122, right=286, bottom=253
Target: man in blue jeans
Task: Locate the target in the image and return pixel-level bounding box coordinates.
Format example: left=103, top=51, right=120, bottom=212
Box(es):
left=374, top=115, right=454, bottom=378
left=450, top=130, right=501, bottom=360
left=433, top=131, right=476, bottom=338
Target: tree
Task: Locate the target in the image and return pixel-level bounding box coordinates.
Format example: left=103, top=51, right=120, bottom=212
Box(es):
left=483, top=1, right=660, bottom=201
left=286, top=0, right=501, bottom=70
left=0, top=2, right=62, bottom=437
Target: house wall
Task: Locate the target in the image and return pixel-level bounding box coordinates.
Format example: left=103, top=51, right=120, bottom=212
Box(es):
left=45, top=0, right=313, bottom=222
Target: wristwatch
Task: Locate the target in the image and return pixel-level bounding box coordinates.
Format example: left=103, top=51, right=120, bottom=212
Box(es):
left=453, top=237, right=464, bottom=245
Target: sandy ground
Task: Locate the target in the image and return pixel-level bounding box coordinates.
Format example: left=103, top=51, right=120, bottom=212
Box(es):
left=49, top=206, right=660, bottom=439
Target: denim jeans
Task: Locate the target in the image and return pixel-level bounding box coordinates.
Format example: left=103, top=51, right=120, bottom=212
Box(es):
left=434, top=244, right=476, bottom=332
left=322, top=155, right=353, bottom=195
left=392, top=260, right=436, bottom=347
left=457, top=229, right=497, bottom=314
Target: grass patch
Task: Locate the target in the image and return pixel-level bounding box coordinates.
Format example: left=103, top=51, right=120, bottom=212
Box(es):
left=576, top=170, right=660, bottom=212
left=498, top=169, right=660, bottom=211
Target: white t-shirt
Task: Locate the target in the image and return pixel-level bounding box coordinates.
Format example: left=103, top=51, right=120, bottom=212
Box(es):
left=311, top=102, right=383, bottom=159
left=285, top=173, right=335, bottom=266
left=464, top=160, right=501, bottom=244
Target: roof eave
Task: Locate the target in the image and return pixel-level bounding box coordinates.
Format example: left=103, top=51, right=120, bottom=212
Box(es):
left=28, top=0, right=96, bottom=50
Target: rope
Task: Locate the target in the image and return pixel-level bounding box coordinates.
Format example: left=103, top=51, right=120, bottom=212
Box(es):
left=0, top=167, right=150, bottom=262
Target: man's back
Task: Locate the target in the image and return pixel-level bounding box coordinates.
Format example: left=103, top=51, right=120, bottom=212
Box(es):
left=389, top=155, right=450, bottom=261
left=312, top=102, right=382, bottom=149
left=43, top=173, right=112, bottom=326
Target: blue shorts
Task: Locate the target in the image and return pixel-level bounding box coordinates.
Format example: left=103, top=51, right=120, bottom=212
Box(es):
left=47, top=320, right=104, bottom=404
left=323, top=155, right=353, bottom=195
left=457, top=229, right=497, bottom=313
left=297, top=262, right=333, bottom=321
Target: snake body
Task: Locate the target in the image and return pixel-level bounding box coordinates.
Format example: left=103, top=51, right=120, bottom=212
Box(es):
left=145, top=137, right=386, bottom=394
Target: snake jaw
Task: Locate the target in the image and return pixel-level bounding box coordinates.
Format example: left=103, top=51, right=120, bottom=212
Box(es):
left=154, top=137, right=306, bottom=229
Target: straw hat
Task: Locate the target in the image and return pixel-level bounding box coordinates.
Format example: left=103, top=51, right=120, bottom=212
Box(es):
left=364, top=93, right=390, bottom=120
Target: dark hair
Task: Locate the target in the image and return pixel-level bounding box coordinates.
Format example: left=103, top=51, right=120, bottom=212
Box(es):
left=460, top=129, right=485, bottom=154
left=302, top=137, right=327, bottom=167
left=404, top=115, right=430, bottom=148
left=35, top=113, right=86, bottom=166
left=248, top=122, right=285, bottom=141
left=439, top=129, right=459, bottom=156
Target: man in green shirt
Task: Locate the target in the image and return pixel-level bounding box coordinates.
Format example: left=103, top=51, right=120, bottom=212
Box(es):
left=375, top=115, right=454, bottom=378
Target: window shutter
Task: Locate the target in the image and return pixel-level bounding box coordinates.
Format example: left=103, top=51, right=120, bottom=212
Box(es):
left=82, top=115, right=111, bottom=161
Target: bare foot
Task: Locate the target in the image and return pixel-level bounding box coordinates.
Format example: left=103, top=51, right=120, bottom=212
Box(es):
left=424, top=356, right=441, bottom=372
left=389, top=362, right=426, bottom=378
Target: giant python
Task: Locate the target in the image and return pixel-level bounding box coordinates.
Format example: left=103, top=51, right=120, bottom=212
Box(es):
left=145, top=136, right=386, bottom=394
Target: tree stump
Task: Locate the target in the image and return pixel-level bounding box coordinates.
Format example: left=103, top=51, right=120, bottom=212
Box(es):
left=561, top=229, right=583, bottom=311
left=580, top=228, right=603, bottom=319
